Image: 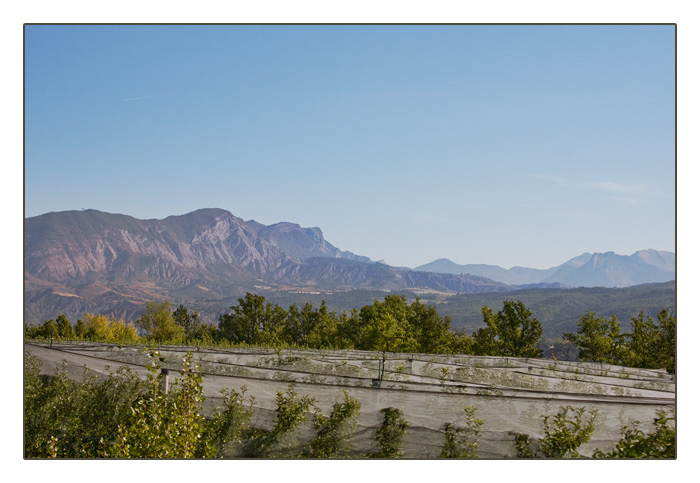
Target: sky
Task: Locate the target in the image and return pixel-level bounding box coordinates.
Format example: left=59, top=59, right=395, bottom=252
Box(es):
left=24, top=24, right=676, bottom=269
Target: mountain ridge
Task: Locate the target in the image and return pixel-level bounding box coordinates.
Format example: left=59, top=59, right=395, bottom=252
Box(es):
left=414, top=249, right=674, bottom=288
left=24, top=208, right=511, bottom=323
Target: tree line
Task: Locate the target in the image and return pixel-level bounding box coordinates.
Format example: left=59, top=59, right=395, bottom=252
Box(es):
left=24, top=293, right=675, bottom=373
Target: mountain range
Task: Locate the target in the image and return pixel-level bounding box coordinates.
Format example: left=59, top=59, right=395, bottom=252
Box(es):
left=414, top=249, right=675, bottom=288
left=23, top=208, right=675, bottom=324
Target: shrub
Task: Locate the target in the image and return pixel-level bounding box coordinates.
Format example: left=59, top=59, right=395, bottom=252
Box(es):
left=593, top=410, right=676, bottom=458
left=440, top=405, right=484, bottom=458
left=512, top=406, right=598, bottom=458
left=369, top=407, right=409, bottom=458
left=306, top=391, right=361, bottom=458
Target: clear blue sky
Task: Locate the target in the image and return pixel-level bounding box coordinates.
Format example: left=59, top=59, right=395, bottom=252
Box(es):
left=24, top=24, right=675, bottom=269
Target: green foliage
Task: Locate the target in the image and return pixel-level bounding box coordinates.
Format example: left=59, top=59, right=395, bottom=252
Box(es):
left=440, top=405, right=484, bottom=458
left=56, top=315, right=73, bottom=338
left=512, top=406, right=598, bottom=458
left=243, top=384, right=316, bottom=457
left=473, top=300, right=543, bottom=357
left=25, top=347, right=260, bottom=459
left=358, top=295, right=419, bottom=353
left=305, top=391, right=361, bottom=458
left=563, top=311, right=628, bottom=364
left=626, top=309, right=676, bottom=373
left=370, top=407, right=409, bottom=458
left=24, top=350, right=145, bottom=458
left=593, top=410, right=676, bottom=458
left=111, top=350, right=206, bottom=457
left=565, top=309, right=675, bottom=372
left=438, top=282, right=676, bottom=338
left=172, top=304, right=212, bottom=343
left=199, top=387, right=255, bottom=458
left=136, top=301, right=185, bottom=343
left=218, top=293, right=287, bottom=346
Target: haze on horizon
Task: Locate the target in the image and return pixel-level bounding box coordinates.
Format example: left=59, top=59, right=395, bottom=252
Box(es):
left=24, top=25, right=675, bottom=270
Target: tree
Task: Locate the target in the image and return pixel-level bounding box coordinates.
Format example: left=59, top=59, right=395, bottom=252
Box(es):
left=74, top=319, right=87, bottom=339
left=563, top=312, right=627, bottom=365
left=627, top=309, right=675, bottom=373
left=593, top=410, right=675, bottom=458
left=218, top=293, right=287, bottom=346
left=440, top=405, right=483, bottom=458
left=513, top=406, right=598, bottom=458
left=136, top=302, right=185, bottom=343
left=409, top=298, right=454, bottom=354
left=472, top=301, right=543, bottom=357
left=656, top=308, right=676, bottom=374
left=369, top=407, right=409, bottom=458
left=41, top=319, right=58, bottom=340
left=172, top=304, right=203, bottom=342
left=358, top=295, right=418, bottom=353
left=55, top=315, right=73, bottom=339
left=304, top=301, right=341, bottom=349
left=306, top=392, right=361, bottom=458
left=242, top=384, right=315, bottom=457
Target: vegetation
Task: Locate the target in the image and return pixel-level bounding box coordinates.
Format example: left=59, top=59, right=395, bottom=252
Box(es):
left=440, top=405, right=483, bottom=458
left=369, top=407, right=409, bottom=458
left=26, top=292, right=675, bottom=374
left=24, top=291, right=676, bottom=459
left=25, top=348, right=675, bottom=459
left=305, top=391, right=361, bottom=458
left=472, top=300, right=543, bottom=357
left=512, top=406, right=598, bottom=458
left=593, top=410, right=676, bottom=458
left=242, top=384, right=316, bottom=457
left=25, top=312, right=139, bottom=344
left=564, top=309, right=676, bottom=373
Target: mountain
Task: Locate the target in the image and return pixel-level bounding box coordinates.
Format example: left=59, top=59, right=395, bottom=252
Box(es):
left=414, top=250, right=674, bottom=288
left=24, top=209, right=509, bottom=324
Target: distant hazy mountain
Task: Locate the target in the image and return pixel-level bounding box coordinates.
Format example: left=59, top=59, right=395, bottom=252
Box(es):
left=414, top=250, right=675, bottom=288
left=24, top=209, right=508, bottom=323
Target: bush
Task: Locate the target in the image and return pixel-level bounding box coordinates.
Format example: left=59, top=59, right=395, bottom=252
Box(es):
left=512, top=406, right=598, bottom=458
left=369, top=407, right=409, bottom=458
left=24, top=350, right=145, bottom=458
left=306, top=391, right=361, bottom=458
left=440, top=405, right=483, bottom=458
left=593, top=410, right=676, bottom=458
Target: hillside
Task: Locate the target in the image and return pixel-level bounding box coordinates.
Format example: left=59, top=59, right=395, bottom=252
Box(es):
left=24, top=209, right=508, bottom=324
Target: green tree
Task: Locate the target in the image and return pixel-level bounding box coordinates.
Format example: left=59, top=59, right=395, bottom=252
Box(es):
left=24, top=351, right=145, bottom=458
left=409, top=298, right=454, bottom=354
left=336, top=308, right=364, bottom=349
left=172, top=304, right=203, bottom=342
left=440, top=405, right=484, bottom=458
left=74, top=319, right=87, bottom=339
left=656, top=308, right=676, bottom=374
left=218, top=293, right=287, bottom=346
left=305, top=391, right=361, bottom=458
left=55, top=315, right=73, bottom=339
left=41, top=319, right=58, bottom=340
left=358, top=295, right=418, bottom=353
left=627, top=309, right=675, bottom=373
left=472, top=301, right=543, bottom=357
left=513, top=406, right=598, bottom=458
left=198, top=387, right=254, bottom=458
left=563, top=311, right=627, bottom=364
left=243, top=384, right=315, bottom=457
left=593, top=410, right=675, bottom=458
left=136, top=301, right=185, bottom=343
left=369, top=407, right=409, bottom=458
left=111, top=351, right=206, bottom=458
